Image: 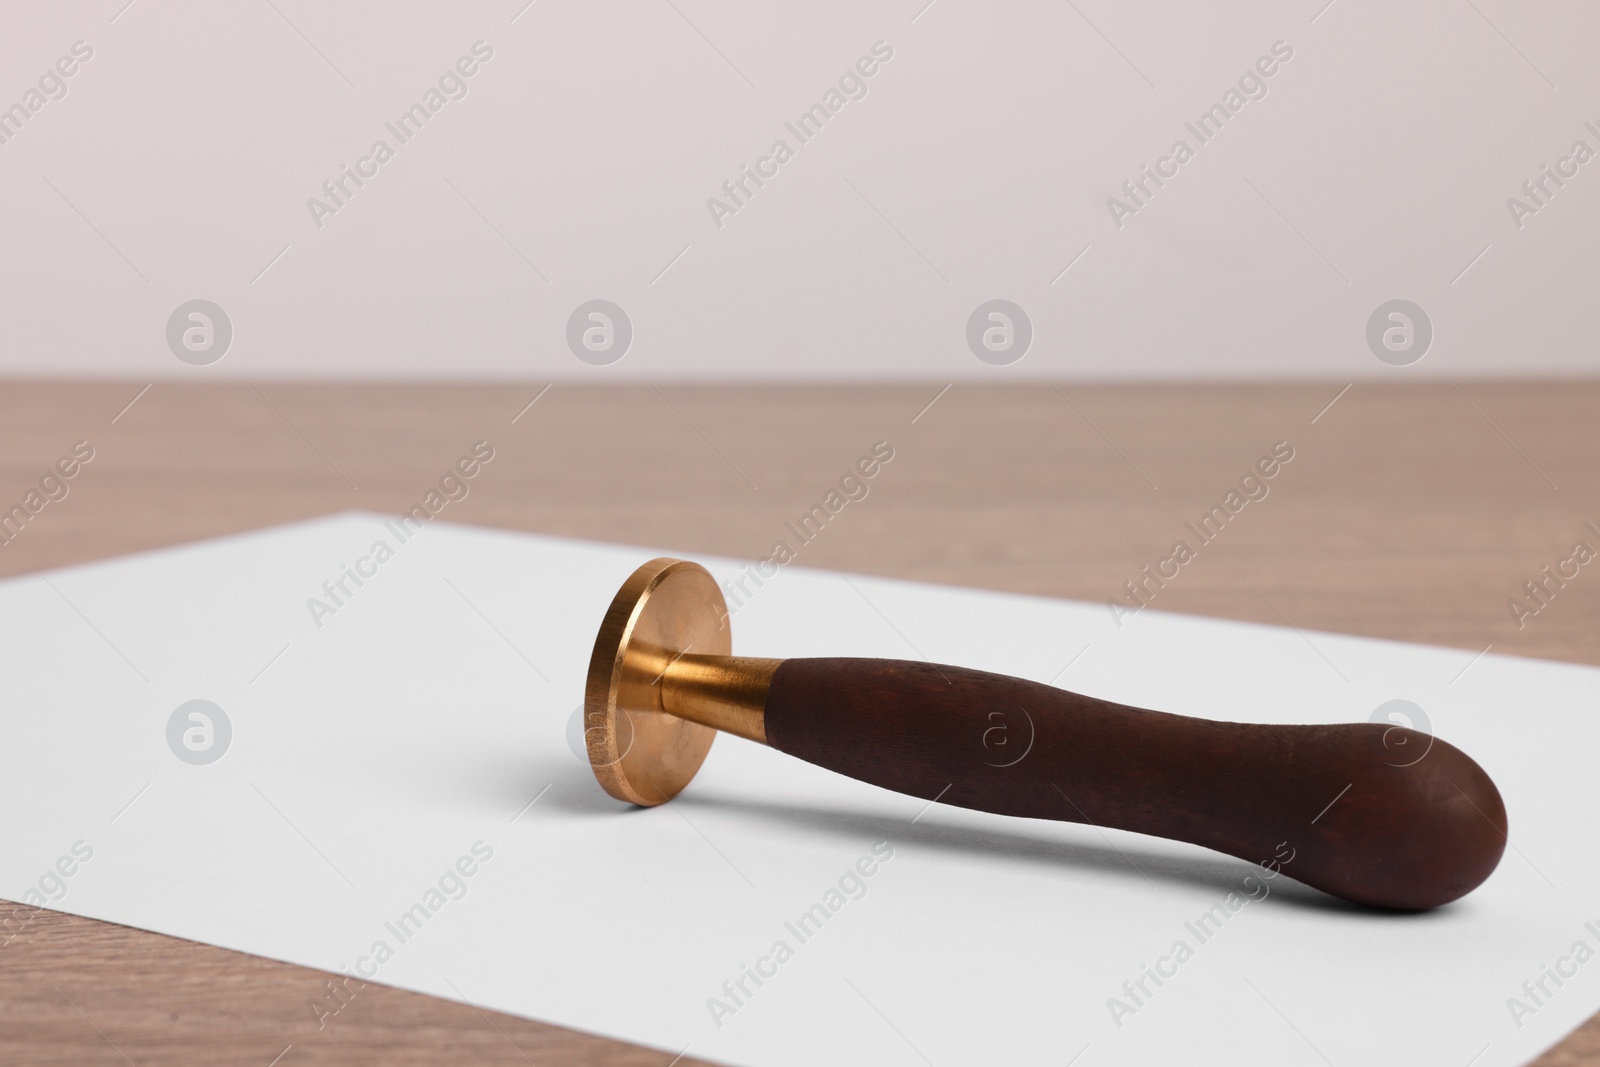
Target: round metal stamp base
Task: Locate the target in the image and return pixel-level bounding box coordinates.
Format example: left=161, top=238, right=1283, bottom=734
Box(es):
left=583, top=557, right=729, bottom=806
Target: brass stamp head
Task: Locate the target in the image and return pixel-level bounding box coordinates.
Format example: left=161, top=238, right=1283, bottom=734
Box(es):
left=583, top=557, right=729, bottom=806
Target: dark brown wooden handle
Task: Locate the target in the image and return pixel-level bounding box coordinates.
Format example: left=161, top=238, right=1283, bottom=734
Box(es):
left=762, top=658, right=1507, bottom=910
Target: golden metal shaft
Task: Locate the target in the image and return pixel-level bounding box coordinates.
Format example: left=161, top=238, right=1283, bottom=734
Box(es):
left=659, top=654, right=780, bottom=745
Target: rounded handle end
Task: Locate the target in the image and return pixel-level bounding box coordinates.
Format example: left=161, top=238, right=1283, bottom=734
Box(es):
left=1306, top=726, right=1507, bottom=910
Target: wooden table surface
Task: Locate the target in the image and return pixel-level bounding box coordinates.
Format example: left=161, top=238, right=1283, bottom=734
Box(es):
left=0, top=380, right=1595, bottom=1066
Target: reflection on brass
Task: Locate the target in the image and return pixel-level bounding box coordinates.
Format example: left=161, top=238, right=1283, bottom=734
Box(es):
left=661, top=654, right=777, bottom=744
left=583, top=558, right=779, bottom=806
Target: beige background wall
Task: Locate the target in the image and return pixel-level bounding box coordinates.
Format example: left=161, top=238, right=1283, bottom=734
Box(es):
left=0, top=1, right=1596, bottom=379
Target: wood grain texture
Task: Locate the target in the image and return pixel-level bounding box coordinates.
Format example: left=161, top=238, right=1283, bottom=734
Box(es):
left=764, top=657, right=1506, bottom=910
left=0, top=380, right=1595, bottom=1064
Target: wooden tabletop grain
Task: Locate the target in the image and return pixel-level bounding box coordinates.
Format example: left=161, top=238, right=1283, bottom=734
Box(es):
left=0, top=380, right=1595, bottom=1066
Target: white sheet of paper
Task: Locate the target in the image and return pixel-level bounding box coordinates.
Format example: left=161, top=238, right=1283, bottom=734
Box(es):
left=2, top=513, right=1596, bottom=1066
